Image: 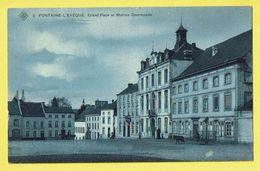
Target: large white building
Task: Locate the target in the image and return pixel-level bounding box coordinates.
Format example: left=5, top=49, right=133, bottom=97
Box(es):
left=171, top=30, right=252, bottom=143
left=137, top=23, right=203, bottom=138
left=117, top=83, right=139, bottom=138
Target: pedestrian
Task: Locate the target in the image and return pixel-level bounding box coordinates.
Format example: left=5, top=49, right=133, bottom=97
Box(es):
left=139, top=132, right=142, bottom=140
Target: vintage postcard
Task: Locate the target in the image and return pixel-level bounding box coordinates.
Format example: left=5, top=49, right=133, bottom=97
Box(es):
left=7, top=7, right=253, bottom=163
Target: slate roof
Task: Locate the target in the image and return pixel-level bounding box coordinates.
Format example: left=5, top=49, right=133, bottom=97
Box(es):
left=171, top=42, right=203, bottom=60
left=173, top=30, right=252, bottom=81
left=101, top=101, right=117, bottom=110
left=8, top=100, right=22, bottom=116
left=20, top=102, right=45, bottom=117
left=117, top=84, right=138, bottom=95
left=44, top=106, right=74, bottom=114
left=176, top=24, right=187, bottom=33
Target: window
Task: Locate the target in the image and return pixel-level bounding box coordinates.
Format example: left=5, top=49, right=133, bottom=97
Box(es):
left=141, top=95, right=144, bottom=111
left=178, top=85, right=182, bottom=94
left=173, top=86, right=176, bottom=95
left=151, top=74, right=155, bottom=87
left=164, top=69, right=168, bottom=83
left=224, top=92, right=232, bottom=111
left=193, top=98, right=198, bottom=113
left=119, top=122, right=122, bottom=133
left=55, top=115, right=58, bottom=118
left=146, top=94, right=149, bottom=110
left=213, top=76, right=219, bottom=87
left=26, top=131, right=29, bottom=137
left=55, top=121, right=58, bottom=128
left=203, top=96, right=208, bottom=112
left=62, top=115, right=65, bottom=118
left=225, top=73, right=231, bottom=85
left=178, top=101, right=183, bottom=114
left=203, top=79, right=208, bottom=89
left=225, top=122, right=233, bottom=136
left=26, top=121, right=29, bottom=128
left=172, top=102, right=176, bottom=114
left=193, top=81, right=198, bottom=91
left=33, top=121, right=37, bottom=129
left=146, top=76, right=149, bottom=89
left=185, top=122, right=190, bottom=134
left=68, top=115, right=71, bottom=118
left=140, top=119, right=144, bottom=132
left=164, top=117, right=168, bottom=133
left=213, top=94, right=219, bottom=111
left=158, top=118, right=161, bottom=130
left=102, top=127, right=105, bottom=134
left=102, top=117, right=105, bottom=124
left=136, top=121, right=139, bottom=134
left=41, top=121, right=44, bottom=129
left=55, top=130, right=59, bottom=137
left=141, top=78, right=144, bottom=89
left=184, top=83, right=189, bottom=93
left=33, top=131, right=37, bottom=137
left=13, top=119, right=19, bottom=126
left=68, top=121, right=71, bottom=127
left=49, top=130, right=52, bottom=137
left=158, top=71, right=161, bottom=85
left=108, top=117, right=111, bottom=124
left=146, top=118, right=149, bottom=132
left=49, top=114, right=52, bottom=118
left=184, top=100, right=189, bottom=113
left=48, top=121, right=52, bottom=128
left=158, top=92, right=161, bottom=109
left=164, top=90, right=168, bottom=109
left=62, top=121, right=65, bottom=128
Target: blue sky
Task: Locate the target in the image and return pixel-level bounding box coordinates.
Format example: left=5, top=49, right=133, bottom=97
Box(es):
left=8, top=7, right=251, bottom=108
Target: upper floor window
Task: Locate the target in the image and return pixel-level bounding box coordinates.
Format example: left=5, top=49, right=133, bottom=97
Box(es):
left=213, top=94, right=219, bottom=111
left=202, top=79, right=208, bottom=89
left=184, top=100, right=189, bottom=113
left=172, top=86, right=176, bottom=95
left=164, top=90, right=168, bottom=109
left=13, top=119, right=19, bottom=126
left=178, top=101, right=183, bottom=114
left=102, top=117, right=105, bottom=124
left=62, top=121, right=65, bottom=127
left=224, top=92, right=232, bottom=111
left=48, top=121, right=52, bottom=128
left=158, top=71, right=162, bottom=85
left=141, top=78, right=144, bottom=90
left=184, top=83, right=189, bottom=93
left=108, top=117, right=111, bottom=124
left=141, top=95, right=144, bottom=111
left=172, top=102, right=176, bottom=114
left=146, top=76, right=149, bottom=89
left=193, top=97, right=198, bottom=113
left=213, top=76, right=219, bottom=87
left=55, top=115, right=58, bottom=118
left=41, top=121, right=44, bottom=129
left=203, top=96, right=208, bottom=112
left=68, top=121, right=71, bottom=127
left=151, top=74, right=155, bottom=87
left=68, top=115, right=71, bottom=118
left=193, top=81, right=198, bottom=91
left=158, top=92, right=162, bottom=109
left=178, top=85, right=182, bottom=94
left=62, top=115, right=65, bottom=118
left=49, top=114, right=52, bottom=118
left=33, top=121, right=37, bottom=129
left=26, top=121, right=29, bottom=128
left=224, top=73, right=231, bottom=85
left=164, top=69, right=168, bottom=83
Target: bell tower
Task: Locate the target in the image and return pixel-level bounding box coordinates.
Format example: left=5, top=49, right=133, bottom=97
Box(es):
left=174, top=18, right=187, bottom=50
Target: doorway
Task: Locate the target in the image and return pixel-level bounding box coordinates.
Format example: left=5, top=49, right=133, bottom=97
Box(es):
left=127, top=123, right=130, bottom=137
left=151, top=118, right=155, bottom=137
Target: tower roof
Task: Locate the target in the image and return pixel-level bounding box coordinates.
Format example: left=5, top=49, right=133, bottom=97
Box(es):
left=176, top=24, right=187, bottom=33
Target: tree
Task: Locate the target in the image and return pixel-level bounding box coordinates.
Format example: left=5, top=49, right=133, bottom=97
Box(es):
left=49, top=97, right=72, bottom=108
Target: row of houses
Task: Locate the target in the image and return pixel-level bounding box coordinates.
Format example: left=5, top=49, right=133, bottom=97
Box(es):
left=8, top=91, right=75, bottom=140
left=8, top=23, right=253, bottom=143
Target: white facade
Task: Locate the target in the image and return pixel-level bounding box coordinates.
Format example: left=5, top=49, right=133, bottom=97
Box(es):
left=85, top=114, right=100, bottom=139
left=74, top=121, right=86, bottom=140
left=117, top=84, right=139, bottom=138
left=100, top=109, right=117, bottom=139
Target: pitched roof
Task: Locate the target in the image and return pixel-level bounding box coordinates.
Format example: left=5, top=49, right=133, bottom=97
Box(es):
left=76, top=106, right=97, bottom=121
left=176, top=24, right=187, bottom=33
left=173, top=30, right=252, bottom=81
left=44, top=106, right=74, bottom=114
left=8, top=100, right=22, bottom=116
left=20, top=102, right=45, bottom=117
left=101, top=101, right=117, bottom=110
left=171, top=42, right=203, bottom=60
left=117, top=84, right=138, bottom=95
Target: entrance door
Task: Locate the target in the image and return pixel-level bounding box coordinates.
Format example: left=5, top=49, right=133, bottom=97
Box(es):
left=123, top=123, right=126, bottom=137
left=193, top=124, right=199, bottom=139
left=108, top=127, right=111, bottom=138
left=127, top=123, right=130, bottom=137
left=40, top=131, right=44, bottom=139
left=151, top=118, right=155, bottom=137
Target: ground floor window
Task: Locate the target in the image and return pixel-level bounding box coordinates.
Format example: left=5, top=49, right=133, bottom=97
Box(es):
left=26, top=131, right=29, bottom=137
left=119, top=122, right=122, bottom=133
left=49, top=130, right=52, bottom=137
left=185, top=121, right=190, bottom=134
left=164, top=117, right=168, bottom=133
left=172, top=122, right=177, bottom=134
left=146, top=118, right=149, bottom=132
left=136, top=121, right=139, bottom=134
left=55, top=130, right=59, bottom=137
left=225, top=121, right=233, bottom=137
left=33, top=131, right=37, bottom=137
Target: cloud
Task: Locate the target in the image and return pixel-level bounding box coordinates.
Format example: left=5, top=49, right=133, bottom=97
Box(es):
left=25, top=30, right=89, bottom=57
left=32, top=57, right=74, bottom=81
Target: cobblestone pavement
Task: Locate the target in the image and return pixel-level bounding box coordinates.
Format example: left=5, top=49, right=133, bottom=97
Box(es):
left=8, top=139, right=253, bottom=162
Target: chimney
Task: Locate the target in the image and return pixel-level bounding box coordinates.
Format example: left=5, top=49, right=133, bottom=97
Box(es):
left=192, top=43, right=196, bottom=50
left=21, top=89, right=25, bottom=101
left=15, top=90, right=19, bottom=100
left=212, top=46, right=218, bottom=56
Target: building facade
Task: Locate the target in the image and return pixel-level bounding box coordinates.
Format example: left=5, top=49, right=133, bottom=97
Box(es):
left=117, top=83, right=139, bottom=138
left=100, top=101, right=117, bottom=139
left=137, top=23, right=203, bottom=138
left=171, top=30, right=252, bottom=142
left=44, top=106, right=75, bottom=139
left=85, top=108, right=101, bottom=140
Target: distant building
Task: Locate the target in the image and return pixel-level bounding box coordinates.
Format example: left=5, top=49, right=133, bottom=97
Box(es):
left=44, top=106, right=75, bottom=139
left=95, top=99, right=108, bottom=109
left=171, top=30, right=252, bottom=143
left=117, top=83, right=139, bottom=138
left=85, top=108, right=101, bottom=139
left=100, top=101, right=117, bottom=139
left=137, top=23, right=203, bottom=138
